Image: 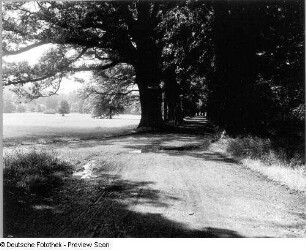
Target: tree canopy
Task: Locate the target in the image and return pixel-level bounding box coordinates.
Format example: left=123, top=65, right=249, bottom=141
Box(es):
left=2, top=0, right=304, bottom=135
left=3, top=1, right=177, bottom=128
left=80, top=63, right=138, bottom=119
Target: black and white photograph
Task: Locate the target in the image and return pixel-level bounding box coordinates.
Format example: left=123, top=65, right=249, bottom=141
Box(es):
left=1, top=0, right=305, bottom=240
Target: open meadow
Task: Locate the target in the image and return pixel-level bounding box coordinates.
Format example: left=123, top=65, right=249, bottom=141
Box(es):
left=3, top=113, right=140, bottom=146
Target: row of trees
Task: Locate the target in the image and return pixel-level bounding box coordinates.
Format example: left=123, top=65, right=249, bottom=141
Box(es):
left=3, top=90, right=70, bottom=115
left=3, top=87, right=140, bottom=117
left=2, top=1, right=304, bottom=135
left=3, top=90, right=71, bottom=113
left=3, top=90, right=47, bottom=113
left=3, top=99, right=28, bottom=113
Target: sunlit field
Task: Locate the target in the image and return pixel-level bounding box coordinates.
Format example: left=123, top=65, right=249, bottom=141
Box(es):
left=3, top=113, right=140, bottom=145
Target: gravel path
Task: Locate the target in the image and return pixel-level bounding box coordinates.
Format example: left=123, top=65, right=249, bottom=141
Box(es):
left=4, top=132, right=306, bottom=238
left=74, top=134, right=305, bottom=238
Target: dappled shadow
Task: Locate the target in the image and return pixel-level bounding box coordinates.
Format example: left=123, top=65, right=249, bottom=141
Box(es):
left=122, top=141, right=238, bottom=165
left=57, top=131, right=238, bottom=167
left=162, top=150, right=239, bottom=164
left=4, top=162, right=243, bottom=238
left=54, top=132, right=212, bottom=151
left=76, top=132, right=236, bottom=166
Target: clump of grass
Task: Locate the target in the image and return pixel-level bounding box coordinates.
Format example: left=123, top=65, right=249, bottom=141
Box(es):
left=223, top=135, right=305, bottom=192
left=4, top=149, right=73, bottom=195
left=241, top=158, right=306, bottom=192
left=227, top=136, right=304, bottom=168
left=227, top=136, right=272, bottom=160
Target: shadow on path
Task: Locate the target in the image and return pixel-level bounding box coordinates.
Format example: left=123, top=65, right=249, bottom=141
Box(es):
left=4, top=166, right=243, bottom=238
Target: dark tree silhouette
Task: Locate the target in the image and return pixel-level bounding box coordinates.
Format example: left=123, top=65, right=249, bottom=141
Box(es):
left=2, top=1, right=304, bottom=134
left=2, top=1, right=178, bottom=129
left=159, top=1, right=213, bottom=122
left=208, top=0, right=304, bottom=135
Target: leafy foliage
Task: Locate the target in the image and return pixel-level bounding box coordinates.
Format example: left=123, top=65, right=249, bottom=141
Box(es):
left=2, top=1, right=177, bottom=127
left=79, top=64, right=138, bottom=119
left=2, top=1, right=304, bottom=132
left=208, top=1, right=304, bottom=135
left=159, top=2, right=213, bottom=119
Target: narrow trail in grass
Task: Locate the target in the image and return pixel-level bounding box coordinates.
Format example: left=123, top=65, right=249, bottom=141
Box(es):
left=4, top=118, right=306, bottom=237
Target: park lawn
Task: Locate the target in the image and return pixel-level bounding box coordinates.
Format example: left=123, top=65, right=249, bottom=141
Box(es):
left=3, top=113, right=140, bottom=145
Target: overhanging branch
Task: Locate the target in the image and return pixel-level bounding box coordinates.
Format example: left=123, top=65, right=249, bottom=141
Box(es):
left=4, top=60, right=119, bottom=86
left=68, top=61, right=119, bottom=73
left=2, top=41, right=48, bottom=56
left=87, top=88, right=139, bottom=97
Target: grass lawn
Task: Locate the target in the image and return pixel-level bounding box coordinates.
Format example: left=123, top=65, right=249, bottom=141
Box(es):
left=3, top=113, right=140, bottom=145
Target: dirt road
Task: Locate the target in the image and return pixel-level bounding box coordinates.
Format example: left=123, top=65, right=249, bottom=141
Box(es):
left=6, top=132, right=305, bottom=238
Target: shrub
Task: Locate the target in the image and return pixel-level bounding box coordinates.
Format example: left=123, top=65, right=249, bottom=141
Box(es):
left=3, top=99, right=16, bottom=113
left=4, top=149, right=72, bottom=195
left=43, top=109, right=57, bottom=114
left=58, top=100, right=70, bottom=116
left=16, top=105, right=26, bottom=113
left=37, top=104, right=44, bottom=112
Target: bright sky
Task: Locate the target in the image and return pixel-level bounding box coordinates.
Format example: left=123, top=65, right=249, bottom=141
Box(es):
left=3, top=45, right=91, bottom=94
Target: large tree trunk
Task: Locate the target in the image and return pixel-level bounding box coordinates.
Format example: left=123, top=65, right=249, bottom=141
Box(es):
left=131, top=3, right=164, bottom=129
left=163, top=92, right=168, bottom=120
left=134, top=51, right=163, bottom=129
left=109, top=107, right=112, bottom=119
left=138, top=84, right=163, bottom=128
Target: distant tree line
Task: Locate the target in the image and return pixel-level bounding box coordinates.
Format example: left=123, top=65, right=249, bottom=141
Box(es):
left=3, top=88, right=140, bottom=117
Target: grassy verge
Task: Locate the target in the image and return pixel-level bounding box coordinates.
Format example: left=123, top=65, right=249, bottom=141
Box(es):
left=4, top=149, right=73, bottom=195
left=211, top=135, right=305, bottom=192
